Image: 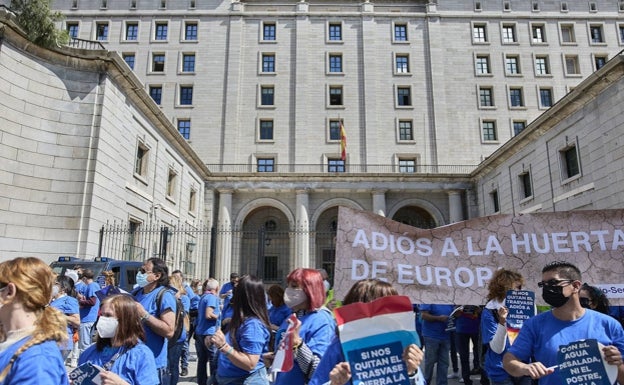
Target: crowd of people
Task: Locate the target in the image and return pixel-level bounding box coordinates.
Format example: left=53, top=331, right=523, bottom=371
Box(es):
left=0, top=257, right=622, bottom=385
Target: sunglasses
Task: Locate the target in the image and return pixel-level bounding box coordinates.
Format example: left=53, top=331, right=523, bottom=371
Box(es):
left=537, top=279, right=573, bottom=288
left=139, top=268, right=154, bottom=275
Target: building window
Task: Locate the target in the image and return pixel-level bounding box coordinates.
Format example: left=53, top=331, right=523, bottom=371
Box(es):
left=479, top=87, right=494, bottom=107
left=502, top=24, right=517, bottom=43
left=535, top=56, right=550, bottom=75
left=260, top=86, right=274, bottom=106
left=123, top=53, right=135, bottom=69
left=399, top=159, right=416, bottom=173
left=67, top=22, right=79, bottom=38
left=257, top=158, right=275, bottom=172
left=178, top=119, right=191, bottom=139
left=490, top=190, right=500, bottom=213
left=513, top=121, right=526, bottom=135
left=397, top=87, right=411, bottom=106
left=329, top=23, right=342, bottom=41
left=475, top=55, right=491, bottom=75
left=154, top=22, right=168, bottom=40
left=329, top=86, right=343, bottom=106
left=395, top=54, right=410, bottom=74
left=189, top=188, right=197, bottom=213
left=184, top=22, right=198, bottom=41
left=619, top=25, right=624, bottom=43
left=262, top=54, right=275, bottom=73
left=263, top=22, right=276, bottom=41
left=149, top=86, right=162, bottom=105
left=509, top=88, right=524, bottom=107
left=329, top=120, right=341, bottom=140
left=259, top=120, right=274, bottom=140
left=135, top=142, right=149, bottom=177
left=159, top=0, right=167, bottom=9
left=505, top=55, right=520, bottom=75
left=482, top=120, right=497, bottom=141
left=166, top=169, right=177, bottom=198
left=329, top=54, right=343, bottom=73
left=564, top=55, right=580, bottom=75
left=560, top=24, right=575, bottom=43
left=130, top=0, right=137, bottom=9
left=473, top=23, right=488, bottom=43
left=539, top=88, right=553, bottom=107
left=519, top=172, right=533, bottom=199
left=590, top=25, right=604, bottom=43
left=398, top=120, right=413, bottom=141
left=125, top=22, right=138, bottom=40
left=394, top=23, right=408, bottom=42
left=152, top=54, right=165, bottom=72
left=96, top=22, right=109, bottom=41
left=328, top=159, right=345, bottom=172
left=594, top=55, right=607, bottom=70
left=179, top=86, right=193, bottom=105
left=561, top=145, right=580, bottom=179
left=182, top=53, right=195, bottom=72
left=531, top=24, right=546, bottom=43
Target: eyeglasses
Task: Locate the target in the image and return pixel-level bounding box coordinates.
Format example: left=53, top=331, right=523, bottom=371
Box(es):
left=139, top=268, right=153, bottom=275
left=537, top=279, right=574, bottom=288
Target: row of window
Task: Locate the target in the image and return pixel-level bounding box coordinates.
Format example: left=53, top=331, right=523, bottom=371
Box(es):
left=473, top=21, right=624, bottom=46
left=134, top=140, right=198, bottom=213
left=474, top=1, right=612, bottom=13
left=71, top=0, right=196, bottom=10
left=475, top=52, right=608, bottom=77
left=488, top=144, right=580, bottom=213
left=478, top=85, right=556, bottom=110
left=148, top=84, right=193, bottom=106
left=226, top=157, right=420, bottom=174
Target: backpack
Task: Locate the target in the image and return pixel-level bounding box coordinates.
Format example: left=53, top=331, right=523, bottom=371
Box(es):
left=134, top=286, right=187, bottom=344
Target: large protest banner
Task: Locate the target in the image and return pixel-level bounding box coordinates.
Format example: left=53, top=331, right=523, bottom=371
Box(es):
left=334, top=206, right=624, bottom=305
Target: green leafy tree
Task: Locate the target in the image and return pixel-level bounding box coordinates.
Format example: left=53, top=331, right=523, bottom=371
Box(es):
left=10, top=0, right=69, bottom=48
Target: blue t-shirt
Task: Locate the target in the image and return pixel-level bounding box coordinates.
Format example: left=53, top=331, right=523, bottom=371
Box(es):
left=273, top=308, right=336, bottom=385
left=481, top=304, right=511, bottom=382
left=507, top=309, right=624, bottom=385
left=178, top=294, right=191, bottom=343
left=455, top=305, right=480, bottom=334
left=133, top=286, right=177, bottom=368
left=0, top=337, right=68, bottom=385
left=220, top=282, right=235, bottom=317
left=196, top=292, right=220, bottom=336
left=79, top=342, right=159, bottom=385
left=217, top=317, right=270, bottom=378
left=50, top=295, right=79, bottom=351
left=309, top=336, right=344, bottom=385
left=420, top=304, right=454, bottom=341
left=269, top=304, right=292, bottom=328
left=80, top=281, right=101, bottom=322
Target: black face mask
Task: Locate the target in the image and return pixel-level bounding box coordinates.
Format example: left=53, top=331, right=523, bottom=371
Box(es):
left=579, top=297, right=591, bottom=309
left=542, top=285, right=570, bottom=308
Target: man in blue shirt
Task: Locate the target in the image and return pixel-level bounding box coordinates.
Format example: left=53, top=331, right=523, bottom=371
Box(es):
left=195, top=278, right=221, bottom=385
left=172, top=269, right=198, bottom=377
left=503, top=261, right=624, bottom=385
left=219, top=272, right=238, bottom=330
left=420, top=304, right=455, bottom=385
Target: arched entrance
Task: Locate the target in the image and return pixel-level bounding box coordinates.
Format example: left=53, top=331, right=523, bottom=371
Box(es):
left=391, top=206, right=437, bottom=229
left=314, top=207, right=338, bottom=286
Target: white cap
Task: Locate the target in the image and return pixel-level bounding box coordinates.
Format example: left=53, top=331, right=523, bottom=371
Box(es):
left=65, top=269, right=79, bottom=284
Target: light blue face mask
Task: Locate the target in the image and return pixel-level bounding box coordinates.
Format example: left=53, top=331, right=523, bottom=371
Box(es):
left=136, top=272, right=149, bottom=288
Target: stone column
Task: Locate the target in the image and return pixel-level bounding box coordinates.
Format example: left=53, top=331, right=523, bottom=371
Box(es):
left=448, top=190, right=464, bottom=224
left=372, top=190, right=387, bottom=217
left=295, top=189, right=310, bottom=268
left=215, top=189, right=233, bottom=283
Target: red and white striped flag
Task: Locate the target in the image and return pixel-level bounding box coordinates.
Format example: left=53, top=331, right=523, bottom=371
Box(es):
left=271, top=314, right=301, bottom=374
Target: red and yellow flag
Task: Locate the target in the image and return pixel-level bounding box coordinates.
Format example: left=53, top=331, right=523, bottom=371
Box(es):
left=340, top=121, right=347, bottom=161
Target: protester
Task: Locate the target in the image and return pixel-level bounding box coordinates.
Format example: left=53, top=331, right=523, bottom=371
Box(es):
left=454, top=305, right=482, bottom=385
left=133, top=257, right=177, bottom=385
left=579, top=283, right=610, bottom=314
left=420, top=303, right=454, bottom=385
left=219, top=273, right=239, bottom=332
left=95, top=270, right=124, bottom=300
left=481, top=269, right=529, bottom=385
left=267, top=285, right=291, bottom=332
left=271, top=268, right=336, bottom=385
left=187, top=278, right=202, bottom=364
left=309, top=278, right=425, bottom=385
left=195, top=278, right=220, bottom=385
left=50, top=275, right=80, bottom=360
left=503, top=261, right=624, bottom=385
left=77, top=268, right=101, bottom=356
left=0, top=257, right=68, bottom=384
left=168, top=273, right=191, bottom=384
left=210, top=274, right=271, bottom=384
left=78, top=294, right=159, bottom=385
left=172, top=270, right=198, bottom=377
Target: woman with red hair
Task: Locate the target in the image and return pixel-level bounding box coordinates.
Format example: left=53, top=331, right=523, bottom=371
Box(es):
left=271, top=268, right=336, bottom=385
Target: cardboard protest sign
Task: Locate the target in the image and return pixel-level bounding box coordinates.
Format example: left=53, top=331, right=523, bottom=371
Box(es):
left=334, top=206, right=624, bottom=305
left=556, top=339, right=617, bottom=385
left=69, top=362, right=103, bottom=385
left=505, top=290, right=535, bottom=345
left=335, top=295, right=419, bottom=385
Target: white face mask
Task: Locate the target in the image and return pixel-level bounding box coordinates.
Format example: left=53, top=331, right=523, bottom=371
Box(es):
left=284, top=287, right=307, bottom=308
left=96, top=316, right=119, bottom=338
left=51, top=285, right=60, bottom=299
left=323, top=280, right=331, bottom=292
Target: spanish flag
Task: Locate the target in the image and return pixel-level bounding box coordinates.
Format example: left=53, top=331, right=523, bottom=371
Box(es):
left=340, top=120, right=347, bottom=161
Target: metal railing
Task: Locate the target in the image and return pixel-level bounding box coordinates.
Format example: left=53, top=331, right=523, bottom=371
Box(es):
left=205, top=163, right=477, bottom=174
left=65, top=37, right=105, bottom=50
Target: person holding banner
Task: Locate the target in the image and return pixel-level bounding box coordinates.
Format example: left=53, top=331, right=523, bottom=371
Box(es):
left=309, top=278, right=425, bottom=385
left=503, top=261, right=624, bottom=385
left=209, top=274, right=271, bottom=385
left=271, top=268, right=336, bottom=385
left=480, top=269, right=529, bottom=385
